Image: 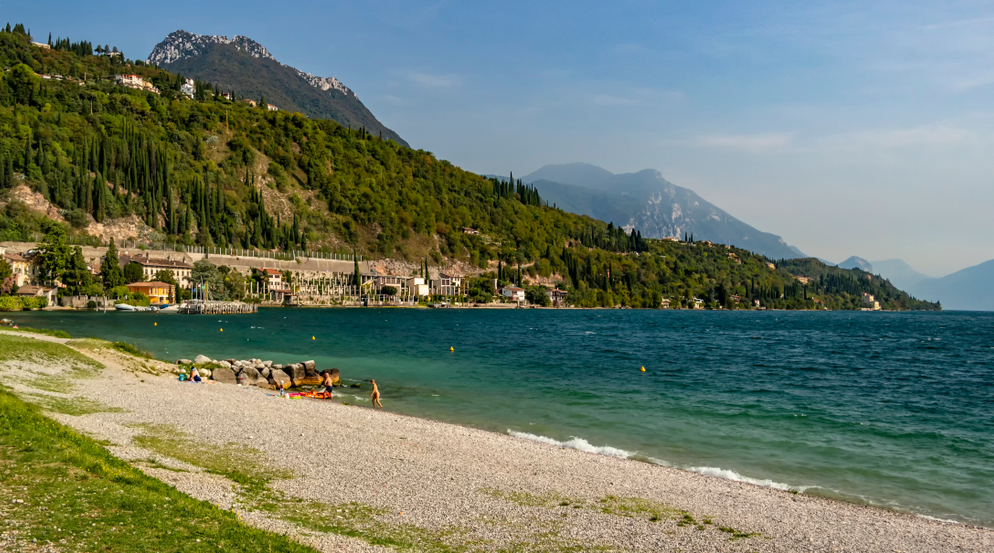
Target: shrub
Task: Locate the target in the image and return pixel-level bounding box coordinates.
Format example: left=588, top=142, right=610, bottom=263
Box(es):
left=0, top=296, right=21, bottom=311
left=112, top=341, right=153, bottom=359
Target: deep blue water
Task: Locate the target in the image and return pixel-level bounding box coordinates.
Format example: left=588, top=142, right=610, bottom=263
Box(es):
left=12, top=309, right=994, bottom=527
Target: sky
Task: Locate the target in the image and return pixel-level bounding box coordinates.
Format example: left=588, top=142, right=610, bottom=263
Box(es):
left=8, top=1, right=994, bottom=276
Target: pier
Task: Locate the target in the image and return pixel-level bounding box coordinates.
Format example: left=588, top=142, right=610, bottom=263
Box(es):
left=178, top=300, right=257, bottom=315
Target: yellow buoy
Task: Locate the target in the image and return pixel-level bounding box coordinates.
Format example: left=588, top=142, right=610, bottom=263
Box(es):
left=220, top=328, right=223, bottom=332
left=450, top=346, right=454, bottom=352
left=154, top=322, right=157, bottom=326
left=640, top=366, right=646, bottom=372
left=312, top=336, right=316, bottom=340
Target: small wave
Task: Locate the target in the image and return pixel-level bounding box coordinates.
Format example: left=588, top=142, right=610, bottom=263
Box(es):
left=686, top=466, right=794, bottom=491
left=507, top=431, right=632, bottom=459
left=508, top=430, right=804, bottom=493
left=917, top=514, right=962, bottom=525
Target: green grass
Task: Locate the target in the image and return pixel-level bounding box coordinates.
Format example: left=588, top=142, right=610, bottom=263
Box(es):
left=0, top=387, right=319, bottom=553
left=0, top=333, right=102, bottom=374
left=6, top=326, right=72, bottom=339
left=26, top=394, right=125, bottom=416
left=111, top=341, right=154, bottom=359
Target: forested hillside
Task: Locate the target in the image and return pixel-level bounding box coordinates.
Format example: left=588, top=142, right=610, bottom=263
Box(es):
left=0, top=26, right=938, bottom=310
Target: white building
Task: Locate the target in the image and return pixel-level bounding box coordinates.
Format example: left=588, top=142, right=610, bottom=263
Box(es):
left=501, top=286, right=525, bottom=302
left=180, top=78, right=195, bottom=98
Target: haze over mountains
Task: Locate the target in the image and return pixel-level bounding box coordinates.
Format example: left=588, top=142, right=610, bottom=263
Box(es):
left=147, top=30, right=407, bottom=146
left=830, top=256, right=993, bottom=311
left=511, top=163, right=804, bottom=261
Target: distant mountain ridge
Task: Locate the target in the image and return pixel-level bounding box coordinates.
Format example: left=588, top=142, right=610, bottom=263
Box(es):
left=911, top=259, right=994, bottom=311
left=510, top=163, right=804, bottom=260
left=837, top=256, right=873, bottom=272
left=147, top=30, right=407, bottom=146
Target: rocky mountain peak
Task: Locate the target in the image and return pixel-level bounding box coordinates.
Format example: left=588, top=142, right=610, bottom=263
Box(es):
left=147, top=30, right=352, bottom=97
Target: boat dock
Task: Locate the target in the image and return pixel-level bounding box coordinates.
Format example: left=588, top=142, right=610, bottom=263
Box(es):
left=178, top=301, right=258, bottom=314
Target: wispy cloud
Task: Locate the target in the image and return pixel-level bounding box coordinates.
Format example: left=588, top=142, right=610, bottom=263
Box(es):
left=921, top=16, right=994, bottom=30
left=406, top=71, right=460, bottom=88
left=824, top=124, right=975, bottom=149
left=693, top=133, right=794, bottom=150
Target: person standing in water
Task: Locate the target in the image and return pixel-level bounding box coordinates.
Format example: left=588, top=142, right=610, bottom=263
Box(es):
left=370, top=379, right=383, bottom=408
left=322, top=370, right=335, bottom=398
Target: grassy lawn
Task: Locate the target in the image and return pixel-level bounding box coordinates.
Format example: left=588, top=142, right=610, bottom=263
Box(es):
left=0, top=388, right=318, bottom=552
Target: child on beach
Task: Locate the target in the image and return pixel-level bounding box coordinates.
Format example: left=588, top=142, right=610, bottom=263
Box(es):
left=370, top=379, right=382, bottom=408
left=190, top=367, right=202, bottom=383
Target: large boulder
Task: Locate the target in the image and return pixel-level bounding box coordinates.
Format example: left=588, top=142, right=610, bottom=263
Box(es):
left=297, top=375, right=323, bottom=387
left=259, top=366, right=271, bottom=379
left=211, top=367, right=236, bottom=384
left=263, top=360, right=273, bottom=368
left=328, top=368, right=341, bottom=386
left=176, top=359, right=193, bottom=365
left=273, top=364, right=283, bottom=371
left=218, top=360, right=232, bottom=369
left=238, top=367, right=261, bottom=386
left=303, top=360, right=317, bottom=375
left=283, top=363, right=305, bottom=383
left=194, top=354, right=211, bottom=365
left=268, top=368, right=291, bottom=389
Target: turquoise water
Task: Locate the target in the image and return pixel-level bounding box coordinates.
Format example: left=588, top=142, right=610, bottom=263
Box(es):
left=12, top=309, right=994, bottom=527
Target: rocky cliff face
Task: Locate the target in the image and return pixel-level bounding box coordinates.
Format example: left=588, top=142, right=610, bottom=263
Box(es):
left=147, top=30, right=407, bottom=146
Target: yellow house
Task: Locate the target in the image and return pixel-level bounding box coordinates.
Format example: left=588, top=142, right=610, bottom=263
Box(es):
left=126, top=281, right=174, bottom=305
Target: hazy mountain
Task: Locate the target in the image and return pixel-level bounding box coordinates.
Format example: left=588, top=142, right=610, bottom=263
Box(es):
left=512, top=163, right=804, bottom=260
left=837, top=256, right=873, bottom=272
left=870, top=259, right=932, bottom=292
left=911, top=259, right=994, bottom=311
left=147, top=30, right=407, bottom=146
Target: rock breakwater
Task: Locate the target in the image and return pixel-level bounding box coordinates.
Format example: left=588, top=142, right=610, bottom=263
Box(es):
left=176, top=356, right=340, bottom=389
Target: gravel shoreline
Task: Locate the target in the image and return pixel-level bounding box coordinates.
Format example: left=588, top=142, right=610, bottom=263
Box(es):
left=4, top=333, right=992, bottom=552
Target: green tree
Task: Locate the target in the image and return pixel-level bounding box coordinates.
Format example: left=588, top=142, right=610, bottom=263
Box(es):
left=63, top=247, right=94, bottom=295
left=218, top=265, right=245, bottom=300
left=123, top=262, right=144, bottom=283
left=8, top=63, right=40, bottom=105
left=100, top=238, right=125, bottom=288
left=190, top=259, right=227, bottom=300
left=36, top=223, right=72, bottom=285
left=525, top=285, right=551, bottom=306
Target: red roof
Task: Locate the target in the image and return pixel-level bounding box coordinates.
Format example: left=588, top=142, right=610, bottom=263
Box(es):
left=262, top=268, right=282, bottom=275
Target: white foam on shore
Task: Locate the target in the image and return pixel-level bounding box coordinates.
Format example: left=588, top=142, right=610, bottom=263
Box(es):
left=507, top=431, right=632, bottom=459
left=508, top=430, right=799, bottom=492
left=686, top=466, right=793, bottom=491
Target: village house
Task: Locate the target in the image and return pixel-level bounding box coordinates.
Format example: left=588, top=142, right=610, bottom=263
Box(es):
left=31, top=42, right=50, bottom=49
left=406, top=277, right=429, bottom=297
left=125, top=281, right=174, bottom=305
left=373, top=275, right=406, bottom=293
left=432, top=273, right=462, bottom=297
left=546, top=288, right=568, bottom=305
left=15, top=284, right=58, bottom=306
left=115, top=74, right=159, bottom=94
left=462, top=227, right=479, bottom=235
left=260, top=268, right=283, bottom=288
left=120, top=254, right=193, bottom=287
left=180, top=78, right=195, bottom=99
left=862, top=293, right=881, bottom=311
left=501, top=286, right=525, bottom=303
left=267, top=103, right=279, bottom=111
left=2, top=249, right=33, bottom=287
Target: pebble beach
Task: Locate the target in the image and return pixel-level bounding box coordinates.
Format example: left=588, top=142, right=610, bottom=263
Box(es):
left=4, top=332, right=993, bottom=553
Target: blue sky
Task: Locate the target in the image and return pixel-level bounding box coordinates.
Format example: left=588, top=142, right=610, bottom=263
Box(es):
left=8, top=1, right=994, bottom=275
